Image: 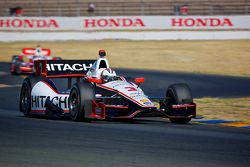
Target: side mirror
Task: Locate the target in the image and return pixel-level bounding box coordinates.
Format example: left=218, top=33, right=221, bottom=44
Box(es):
left=134, top=78, right=145, bottom=84
left=87, top=77, right=103, bottom=84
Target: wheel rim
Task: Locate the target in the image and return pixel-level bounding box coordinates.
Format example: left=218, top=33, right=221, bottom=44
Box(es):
left=166, top=89, right=176, bottom=104
left=69, top=90, right=80, bottom=118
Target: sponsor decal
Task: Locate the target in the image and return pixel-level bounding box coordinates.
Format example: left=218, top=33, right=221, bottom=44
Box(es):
left=171, top=17, right=234, bottom=27
left=125, top=87, right=137, bottom=92
left=140, top=99, right=149, bottom=103
left=84, top=16, right=238, bottom=30
left=95, top=107, right=103, bottom=115
left=1, top=16, right=248, bottom=31
left=84, top=18, right=145, bottom=28
left=0, top=18, right=59, bottom=28
left=31, top=95, right=68, bottom=109
left=143, top=102, right=153, bottom=106
left=46, top=63, right=92, bottom=72
left=129, top=92, right=144, bottom=98
left=110, top=82, right=126, bottom=88
left=42, top=60, right=95, bottom=75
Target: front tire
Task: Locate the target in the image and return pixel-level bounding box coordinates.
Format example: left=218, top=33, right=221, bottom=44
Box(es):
left=69, top=82, right=95, bottom=122
left=10, top=55, right=20, bottom=75
left=166, top=83, right=193, bottom=124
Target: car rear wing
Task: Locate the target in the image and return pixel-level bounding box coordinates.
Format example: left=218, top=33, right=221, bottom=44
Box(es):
left=23, top=48, right=51, bottom=56
left=34, top=60, right=96, bottom=78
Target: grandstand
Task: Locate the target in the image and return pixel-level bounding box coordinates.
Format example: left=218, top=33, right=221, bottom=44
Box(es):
left=0, top=0, right=249, bottom=16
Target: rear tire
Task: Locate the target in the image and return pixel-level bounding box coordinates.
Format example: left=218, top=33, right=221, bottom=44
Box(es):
left=19, top=79, right=32, bottom=116
left=19, top=76, right=41, bottom=116
left=166, top=83, right=193, bottom=124
left=69, top=82, right=95, bottom=122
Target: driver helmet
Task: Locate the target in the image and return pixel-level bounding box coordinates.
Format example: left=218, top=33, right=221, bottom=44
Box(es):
left=35, top=45, right=43, bottom=57
left=101, top=69, right=117, bottom=83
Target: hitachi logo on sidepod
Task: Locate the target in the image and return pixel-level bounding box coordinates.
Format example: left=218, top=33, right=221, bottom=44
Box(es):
left=46, top=63, right=92, bottom=71
left=31, top=95, right=68, bottom=109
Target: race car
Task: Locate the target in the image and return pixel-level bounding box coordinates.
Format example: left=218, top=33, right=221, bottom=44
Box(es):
left=19, top=50, right=196, bottom=123
left=10, top=46, right=62, bottom=75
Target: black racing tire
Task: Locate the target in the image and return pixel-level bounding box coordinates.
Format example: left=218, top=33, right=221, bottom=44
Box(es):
left=19, top=78, right=32, bottom=116
left=166, top=83, right=193, bottom=104
left=166, top=83, right=193, bottom=124
left=15, top=64, right=22, bottom=75
left=169, top=117, right=191, bottom=124
left=10, top=64, right=17, bottom=75
left=69, top=82, right=95, bottom=122
left=19, top=76, right=41, bottom=116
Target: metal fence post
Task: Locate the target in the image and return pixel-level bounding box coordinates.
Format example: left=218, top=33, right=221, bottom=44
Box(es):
left=76, top=0, right=80, bottom=16
left=245, top=5, right=249, bottom=15
left=209, top=4, right=213, bottom=15
left=140, top=0, right=144, bottom=15
left=38, top=0, right=42, bottom=16
left=106, top=0, right=110, bottom=16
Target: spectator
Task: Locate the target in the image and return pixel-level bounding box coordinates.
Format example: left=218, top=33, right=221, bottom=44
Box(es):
left=87, top=2, right=95, bottom=14
left=9, top=6, right=23, bottom=16
left=180, top=4, right=189, bottom=15
left=174, top=4, right=189, bottom=15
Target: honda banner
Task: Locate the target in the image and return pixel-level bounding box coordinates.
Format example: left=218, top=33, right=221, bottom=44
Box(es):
left=0, top=16, right=249, bottom=30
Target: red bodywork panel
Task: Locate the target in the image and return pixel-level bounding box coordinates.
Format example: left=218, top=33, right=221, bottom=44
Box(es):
left=134, top=78, right=145, bottom=84
left=19, top=66, right=33, bottom=72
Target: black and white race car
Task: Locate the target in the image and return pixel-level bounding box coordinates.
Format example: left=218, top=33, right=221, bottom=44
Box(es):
left=19, top=50, right=196, bottom=123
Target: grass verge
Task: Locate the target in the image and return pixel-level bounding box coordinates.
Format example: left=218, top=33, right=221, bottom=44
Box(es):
left=195, top=98, right=250, bottom=122
left=0, top=40, right=250, bottom=77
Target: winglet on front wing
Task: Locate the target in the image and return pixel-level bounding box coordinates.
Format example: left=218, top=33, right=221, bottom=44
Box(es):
left=163, top=103, right=196, bottom=119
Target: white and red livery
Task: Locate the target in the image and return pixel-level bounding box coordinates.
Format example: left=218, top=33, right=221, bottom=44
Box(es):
left=10, top=47, right=61, bottom=75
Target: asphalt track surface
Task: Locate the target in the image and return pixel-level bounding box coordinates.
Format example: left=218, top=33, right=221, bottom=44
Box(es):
left=0, top=62, right=250, bottom=167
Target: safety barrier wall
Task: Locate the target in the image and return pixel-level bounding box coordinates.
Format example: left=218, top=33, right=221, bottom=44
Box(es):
left=1, top=16, right=249, bottom=41
left=1, top=31, right=249, bottom=41
left=0, top=16, right=250, bottom=30
left=0, top=0, right=249, bottom=16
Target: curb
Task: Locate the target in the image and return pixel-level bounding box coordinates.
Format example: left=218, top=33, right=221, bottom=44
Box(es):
left=193, top=120, right=250, bottom=129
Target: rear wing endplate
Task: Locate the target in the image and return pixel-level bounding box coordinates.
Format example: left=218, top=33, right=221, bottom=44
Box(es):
left=34, top=60, right=95, bottom=78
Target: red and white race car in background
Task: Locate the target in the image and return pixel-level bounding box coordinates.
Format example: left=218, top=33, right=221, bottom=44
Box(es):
left=10, top=47, right=62, bottom=75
